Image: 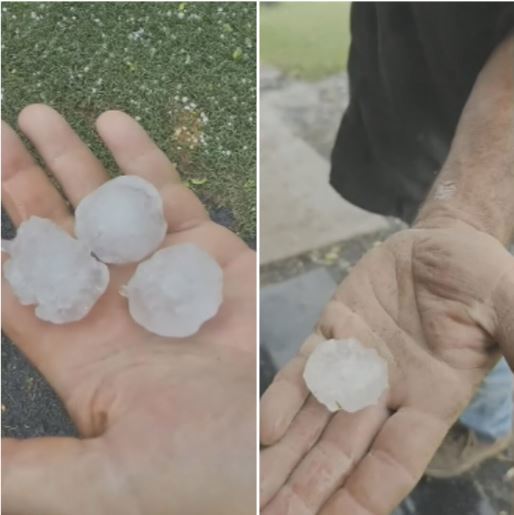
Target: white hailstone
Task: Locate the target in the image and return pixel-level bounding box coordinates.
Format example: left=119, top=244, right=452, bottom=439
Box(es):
left=123, top=243, right=223, bottom=338
left=303, top=338, right=389, bottom=413
left=2, top=217, right=109, bottom=324
left=75, top=176, right=167, bottom=264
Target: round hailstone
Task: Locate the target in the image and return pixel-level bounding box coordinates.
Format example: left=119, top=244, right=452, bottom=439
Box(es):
left=75, top=175, right=167, bottom=264
left=3, top=216, right=109, bottom=324
left=123, top=243, right=223, bottom=338
left=303, top=338, right=389, bottom=413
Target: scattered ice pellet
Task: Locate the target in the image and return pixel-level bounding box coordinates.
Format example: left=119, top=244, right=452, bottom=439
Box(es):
left=3, top=217, right=109, bottom=323
left=75, top=176, right=167, bottom=264
left=303, top=338, right=389, bottom=413
left=123, top=243, right=223, bottom=337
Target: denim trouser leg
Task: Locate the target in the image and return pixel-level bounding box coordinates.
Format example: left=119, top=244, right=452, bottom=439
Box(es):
left=459, top=358, right=513, bottom=441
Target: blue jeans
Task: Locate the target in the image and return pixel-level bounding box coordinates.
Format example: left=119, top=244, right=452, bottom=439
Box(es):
left=459, top=358, right=513, bottom=441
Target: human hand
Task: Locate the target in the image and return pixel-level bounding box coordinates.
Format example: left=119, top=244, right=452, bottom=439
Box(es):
left=2, top=104, right=256, bottom=515
left=260, top=221, right=513, bottom=515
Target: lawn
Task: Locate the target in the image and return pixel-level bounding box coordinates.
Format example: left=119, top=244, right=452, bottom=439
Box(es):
left=1, top=2, right=256, bottom=242
left=260, top=1, right=351, bottom=81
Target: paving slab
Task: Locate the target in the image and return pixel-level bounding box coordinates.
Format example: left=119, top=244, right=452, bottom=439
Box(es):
left=260, top=267, right=337, bottom=368
left=260, top=100, right=388, bottom=264
left=263, top=70, right=350, bottom=160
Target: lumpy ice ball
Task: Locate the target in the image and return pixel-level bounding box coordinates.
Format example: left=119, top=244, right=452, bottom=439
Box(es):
left=303, top=338, right=389, bottom=413
left=3, top=217, right=109, bottom=324
left=123, top=243, right=223, bottom=337
left=75, top=176, right=167, bottom=264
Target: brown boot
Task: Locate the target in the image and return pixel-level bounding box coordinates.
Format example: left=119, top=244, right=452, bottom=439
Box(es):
left=425, top=423, right=512, bottom=479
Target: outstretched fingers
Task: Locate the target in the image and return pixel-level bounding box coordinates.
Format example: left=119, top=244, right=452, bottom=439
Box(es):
left=2, top=107, right=135, bottom=412
left=17, top=104, right=109, bottom=206
left=260, top=298, right=405, bottom=513
left=2, top=121, right=71, bottom=228
left=95, top=110, right=250, bottom=271
left=262, top=402, right=389, bottom=515
left=95, top=110, right=209, bottom=233
left=260, top=396, right=332, bottom=508
left=260, top=334, right=324, bottom=446
left=320, top=407, right=449, bottom=515
left=2, top=117, right=106, bottom=410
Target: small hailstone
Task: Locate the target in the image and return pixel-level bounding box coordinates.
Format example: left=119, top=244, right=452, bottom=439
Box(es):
left=3, top=217, right=109, bottom=323
left=303, top=339, right=389, bottom=413
left=123, top=243, right=223, bottom=337
left=75, top=176, right=167, bottom=264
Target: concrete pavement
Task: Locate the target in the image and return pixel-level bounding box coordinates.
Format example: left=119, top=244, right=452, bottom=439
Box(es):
left=260, top=67, right=389, bottom=264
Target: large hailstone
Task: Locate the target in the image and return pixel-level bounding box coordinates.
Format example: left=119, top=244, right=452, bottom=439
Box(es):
left=75, top=176, right=167, bottom=264
left=2, top=216, right=109, bottom=324
left=303, top=339, right=389, bottom=413
left=123, top=243, right=223, bottom=337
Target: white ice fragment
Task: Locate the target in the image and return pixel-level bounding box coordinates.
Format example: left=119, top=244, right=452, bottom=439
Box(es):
left=303, top=338, right=389, bottom=413
left=124, top=243, right=223, bottom=337
left=3, top=217, right=109, bottom=323
left=75, top=176, right=167, bottom=264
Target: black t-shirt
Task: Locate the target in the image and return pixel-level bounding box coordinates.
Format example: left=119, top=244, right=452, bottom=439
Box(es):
left=330, top=2, right=514, bottom=223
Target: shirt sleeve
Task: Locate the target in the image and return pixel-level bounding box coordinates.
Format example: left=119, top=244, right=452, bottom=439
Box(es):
left=330, top=3, right=514, bottom=223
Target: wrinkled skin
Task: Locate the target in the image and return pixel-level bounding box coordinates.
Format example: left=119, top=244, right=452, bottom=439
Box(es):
left=261, top=220, right=514, bottom=515
left=2, top=105, right=256, bottom=515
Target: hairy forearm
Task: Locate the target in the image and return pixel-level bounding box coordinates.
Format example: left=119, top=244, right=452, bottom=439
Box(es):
left=416, top=35, right=514, bottom=245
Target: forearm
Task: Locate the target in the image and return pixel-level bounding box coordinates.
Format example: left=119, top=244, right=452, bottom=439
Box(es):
left=416, top=35, right=514, bottom=245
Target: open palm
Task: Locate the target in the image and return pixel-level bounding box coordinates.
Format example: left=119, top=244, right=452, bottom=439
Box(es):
left=260, top=223, right=513, bottom=515
left=2, top=104, right=256, bottom=515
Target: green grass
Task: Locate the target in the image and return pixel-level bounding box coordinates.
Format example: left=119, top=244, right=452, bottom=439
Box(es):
left=2, top=2, right=256, bottom=241
left=260, top=2, right=351, bottom=81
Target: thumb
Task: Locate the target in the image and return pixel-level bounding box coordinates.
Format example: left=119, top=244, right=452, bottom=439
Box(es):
left=2, top=437, right=116, bottom=515
left=493, top=259, right=514, bottom=370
